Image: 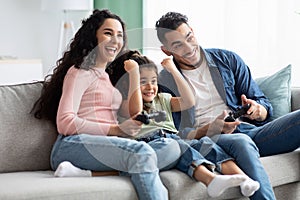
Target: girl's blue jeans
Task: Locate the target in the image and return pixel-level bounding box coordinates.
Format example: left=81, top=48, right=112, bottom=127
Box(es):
left=166, top=134, right=233, bottom=177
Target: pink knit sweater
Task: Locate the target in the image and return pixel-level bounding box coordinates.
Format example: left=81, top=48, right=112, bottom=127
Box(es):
left=56, top=66, right=122, bottom=135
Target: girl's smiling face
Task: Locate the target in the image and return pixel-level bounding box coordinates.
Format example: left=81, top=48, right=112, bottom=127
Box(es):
left=140, top=68, right=158, bottom=103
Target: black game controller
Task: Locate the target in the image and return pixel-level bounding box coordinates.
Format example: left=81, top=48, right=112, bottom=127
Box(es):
left=135, top=111, right=167, bottom=124
left=224, top=104, right=251, bottom=122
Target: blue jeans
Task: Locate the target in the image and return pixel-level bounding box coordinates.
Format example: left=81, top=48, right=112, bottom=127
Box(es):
left=212, top=133, right=276, bottom=200
left=147, top=135, right=181, bottom=171
left=237, top=110, right=300, bottom=157
left=51, top=134, right=181, bottom=200
left=166, top=134, right=233, bottom=178
left=229, top=110, right=300, bottom=200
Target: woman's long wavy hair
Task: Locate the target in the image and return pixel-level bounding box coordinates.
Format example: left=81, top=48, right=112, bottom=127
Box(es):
left=32, top=9, right=127, bottom=126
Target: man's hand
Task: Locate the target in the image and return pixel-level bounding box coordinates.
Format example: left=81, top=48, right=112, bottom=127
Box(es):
left=241, top=94, right=267, bottom=121
left=207, top=111, right=240, bottom=136
left=188, top=111, right=240, bottom=140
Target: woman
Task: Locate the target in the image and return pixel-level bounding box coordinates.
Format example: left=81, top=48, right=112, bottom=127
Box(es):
left=32, top=9, right=180, bottom=200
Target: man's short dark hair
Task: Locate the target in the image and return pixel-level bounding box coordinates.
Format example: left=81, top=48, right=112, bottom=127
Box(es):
left=155, top=12, right=189, bottom=44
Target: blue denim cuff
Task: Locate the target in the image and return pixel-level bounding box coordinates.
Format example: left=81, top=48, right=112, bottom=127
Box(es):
left=188, top=160, right=215, bottom=181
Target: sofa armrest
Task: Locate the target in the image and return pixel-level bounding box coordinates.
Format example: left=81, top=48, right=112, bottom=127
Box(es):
left=291, top=87, right=300, bottom=111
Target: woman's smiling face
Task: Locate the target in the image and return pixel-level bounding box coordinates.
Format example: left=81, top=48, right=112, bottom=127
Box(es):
left=96, top=18, right=124, bottom=63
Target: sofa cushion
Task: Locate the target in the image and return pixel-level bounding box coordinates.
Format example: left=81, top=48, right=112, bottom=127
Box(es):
left=291, top=87, right=300, bottom=111
left=0, top=82, right=57, bottom=173
left=255, top=65, right=291, bottom=120
left=261, top=148, right=300, bottom=186
left=0, top=171, right=138, bottom=200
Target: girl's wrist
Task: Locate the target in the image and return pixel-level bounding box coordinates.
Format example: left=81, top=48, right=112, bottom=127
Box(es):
left=169, top=69, right=181, bottom=76
left=128, top=67, right=139, bottom=75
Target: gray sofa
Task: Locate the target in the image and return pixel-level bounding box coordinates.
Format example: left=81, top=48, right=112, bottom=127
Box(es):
left=0, top=81, right=299, bottom=200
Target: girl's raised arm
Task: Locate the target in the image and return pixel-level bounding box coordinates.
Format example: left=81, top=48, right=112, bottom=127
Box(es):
left=161, top=56, right=195, bottom=112
left=119, top=59, right=143, bottom=117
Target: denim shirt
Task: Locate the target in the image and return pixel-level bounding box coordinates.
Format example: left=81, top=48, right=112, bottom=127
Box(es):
left=158, top=47, right=273, bottom=139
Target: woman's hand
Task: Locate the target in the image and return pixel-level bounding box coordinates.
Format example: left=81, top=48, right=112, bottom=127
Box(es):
left=108, top=113, right=142, bottom=137
left=118, top=117, right=142, bottom=137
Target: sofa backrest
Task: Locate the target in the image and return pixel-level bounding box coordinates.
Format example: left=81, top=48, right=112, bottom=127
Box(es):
left=0, top=81, right=299, bottom=173
left=291, top=87, right=300, bottom=111
left=0, top=82, right=57, bottom=173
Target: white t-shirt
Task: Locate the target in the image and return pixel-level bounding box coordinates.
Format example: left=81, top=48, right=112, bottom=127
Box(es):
left=181, top=60, right=230, bottom=127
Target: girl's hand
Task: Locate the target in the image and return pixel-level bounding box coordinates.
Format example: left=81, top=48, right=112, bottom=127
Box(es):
left=161, top=56, right=177, bottom=73
left=124, top=59, right=139, bottom=72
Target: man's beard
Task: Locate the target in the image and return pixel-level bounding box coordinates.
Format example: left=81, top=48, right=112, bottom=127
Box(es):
left=177, top=49, right=204, bottom=69
left=178, top=59, right=201, bottom=69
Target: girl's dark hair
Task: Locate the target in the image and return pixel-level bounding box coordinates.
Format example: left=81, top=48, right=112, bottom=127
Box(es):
left=155, top=12, right=189, bottom=44
left=106, top=50, right=158, bottom=99
left=32, top=9, right=127, bottom=125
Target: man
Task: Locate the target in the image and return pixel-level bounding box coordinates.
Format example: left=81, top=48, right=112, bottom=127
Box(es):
left=155, top=11, right=300, bottom=200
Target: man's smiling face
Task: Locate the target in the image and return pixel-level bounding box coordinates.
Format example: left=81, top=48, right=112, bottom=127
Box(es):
left=162, top=23, right=202, bottom=70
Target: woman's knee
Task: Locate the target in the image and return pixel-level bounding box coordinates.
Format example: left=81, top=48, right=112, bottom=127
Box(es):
left=149, top=138, right=179, bottom=151
left=128, top=142, right=158, bottom=172
left=153, top=138, right=181, bottom=169
left=161, top=138, right=181, bottom=158
left=134, top=141, right=157, bottom=157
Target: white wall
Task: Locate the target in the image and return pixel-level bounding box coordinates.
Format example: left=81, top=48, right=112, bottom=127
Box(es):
left=143, top=0, right=300, bottom=86
left=1, top=0, right=300, bottom=86
left=0, top=0, right=91, bottom=76
left=0, top=0, right=42, bottom=59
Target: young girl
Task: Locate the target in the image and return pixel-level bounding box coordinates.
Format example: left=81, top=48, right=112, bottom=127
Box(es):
left=55, top=50, right=260, bottom=198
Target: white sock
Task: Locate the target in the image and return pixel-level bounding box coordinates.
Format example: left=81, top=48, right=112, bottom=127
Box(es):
left=207, top=174, right=247, bottom=197
left=54, top=161, right=92, bottom=177
left=240, top=178, right=260, bottom=197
